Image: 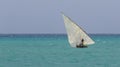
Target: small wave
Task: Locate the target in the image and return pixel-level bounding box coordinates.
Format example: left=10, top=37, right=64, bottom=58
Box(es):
left=102, top=41, right=107, bottom=44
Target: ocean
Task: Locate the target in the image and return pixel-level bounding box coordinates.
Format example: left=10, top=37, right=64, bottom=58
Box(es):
left=0, top=34, right=120, bottom=67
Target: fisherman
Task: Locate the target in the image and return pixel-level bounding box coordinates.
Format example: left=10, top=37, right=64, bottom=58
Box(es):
left=77, top=39, right=87, bottom=48
left=80, top=39, right=84, bottom=47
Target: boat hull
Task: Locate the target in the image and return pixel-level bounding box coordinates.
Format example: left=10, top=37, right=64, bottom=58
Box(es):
left=76, top=45, right=88, bottom=48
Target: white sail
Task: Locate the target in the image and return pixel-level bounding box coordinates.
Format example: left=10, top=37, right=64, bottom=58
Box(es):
left=62, top=13, right=95, bottom=47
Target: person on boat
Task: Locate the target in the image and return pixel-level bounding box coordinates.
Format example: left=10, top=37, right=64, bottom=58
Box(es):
left=77, top=39, right=86, bottom=48
left=80, top=39, right=84, bottom=46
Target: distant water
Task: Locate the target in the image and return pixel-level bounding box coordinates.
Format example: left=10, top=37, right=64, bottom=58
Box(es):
left=0, top=34, right=120, bottom=67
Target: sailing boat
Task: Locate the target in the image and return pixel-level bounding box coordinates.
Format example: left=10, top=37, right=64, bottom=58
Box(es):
left=62, top=13, right=95, bottom=48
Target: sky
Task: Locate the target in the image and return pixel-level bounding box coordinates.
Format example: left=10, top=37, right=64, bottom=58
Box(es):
left=0, top=0, right=120, bottom=34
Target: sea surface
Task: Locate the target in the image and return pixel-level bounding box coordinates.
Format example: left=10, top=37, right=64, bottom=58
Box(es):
left=0, top=34, right=120, bottom=67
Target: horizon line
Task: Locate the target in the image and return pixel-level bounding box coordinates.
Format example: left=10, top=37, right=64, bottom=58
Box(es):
left=0, top=33, right=120, bottom=35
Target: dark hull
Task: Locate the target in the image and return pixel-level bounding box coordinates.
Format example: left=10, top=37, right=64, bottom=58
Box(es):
left=76, top=45, right=88, bottom=48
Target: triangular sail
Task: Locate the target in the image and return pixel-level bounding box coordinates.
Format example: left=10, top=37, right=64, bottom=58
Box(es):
left=62, top=13, right=95, bottom=47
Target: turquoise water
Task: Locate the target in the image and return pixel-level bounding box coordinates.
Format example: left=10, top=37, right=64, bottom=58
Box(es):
left=0, top=34, right=120, bottom=67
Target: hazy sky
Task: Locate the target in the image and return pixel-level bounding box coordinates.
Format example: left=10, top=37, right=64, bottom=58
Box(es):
left=0, top=0, right=120, bottom=34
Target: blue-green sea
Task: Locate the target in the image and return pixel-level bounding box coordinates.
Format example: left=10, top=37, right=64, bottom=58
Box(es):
left=0, top=34, right=120, bottom=67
